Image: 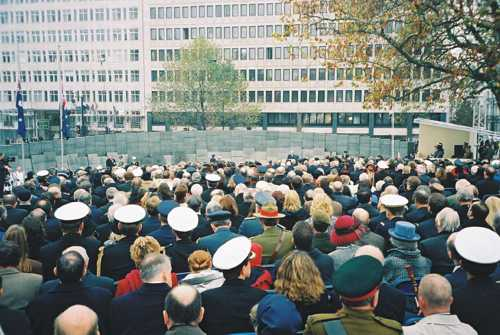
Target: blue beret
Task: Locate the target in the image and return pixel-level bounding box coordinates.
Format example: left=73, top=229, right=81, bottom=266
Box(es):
left=206, top=210, right=231, bottom=221
left=157, top=200, right=179, bottom=217
left=47, top=176, right=61, bottom=185
left=257, top=166, right=267, bottom=174
left=186, top=166, right=196, bottom=173
left=256, top=294, right=302, bottom=334
left=255, top=192, right=276, bottom=207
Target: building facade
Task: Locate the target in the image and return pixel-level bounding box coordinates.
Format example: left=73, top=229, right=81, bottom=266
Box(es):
left=0, top=0, right=446, bottom=144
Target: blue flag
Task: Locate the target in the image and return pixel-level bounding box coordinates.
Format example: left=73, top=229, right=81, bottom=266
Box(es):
left=61, top=98, right=71, bottom=139
left=16, top=83, right=26, bottom=139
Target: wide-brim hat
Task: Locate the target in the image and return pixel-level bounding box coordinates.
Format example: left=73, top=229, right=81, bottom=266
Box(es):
left=168, top=207, right=198, bottom=232
left=255, top=203, right=285, bottom=219
left=114, top=205, right=146, bottom=224
left=455, top=227, right=500, bottom=264
left=55, top=202, right=90, bottom=222
left=330, top=215, right=361, bottom=246
left=213, top=236, right=253, bottom=270
left=389, top=221, right=420, bottom=241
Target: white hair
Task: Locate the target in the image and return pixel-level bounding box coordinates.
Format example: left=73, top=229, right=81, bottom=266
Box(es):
left=190, top=184, right=203, bottom=197
left=435, top=207, right=460, bottom=233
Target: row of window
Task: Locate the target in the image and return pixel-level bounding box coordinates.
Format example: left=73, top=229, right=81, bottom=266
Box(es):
left=150, top=3, right=289, bottom=20
left=1, top=69, right=141, bottom=83
left=1, top=28, right=140, bottom=44
left=151, top=89, right=440, bottom=104
left=266, top=112, right=444, bottom=127
left=0, top=49, right=140, bottom=66
left=0, top=7, right=138, bottom=24
left=151, top=66, right=441, bottom=87
left=150, top=42, right=387, bottom=63
left=0, top=90, right=141, bottom=104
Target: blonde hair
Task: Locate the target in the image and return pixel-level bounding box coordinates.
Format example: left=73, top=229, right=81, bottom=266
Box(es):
left=188, top=250, right=212, bottom=273
left=274, top=251, right=325, bottom=304
left=310, top=193, right=334, bottom=217
left=485, top=196, right=500, bottom=229
left=4, top=225, right=32, bottom=273
left=284, top=190, right=302, bottom=212
left=130, top=236, right=162, bottom=267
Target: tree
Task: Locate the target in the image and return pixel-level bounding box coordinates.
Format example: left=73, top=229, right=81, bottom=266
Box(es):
left=151, top=38, right=252, bottom=130
left=451, top=101, right=473, bottom=127
left=280, top=0, right=499, bottom=110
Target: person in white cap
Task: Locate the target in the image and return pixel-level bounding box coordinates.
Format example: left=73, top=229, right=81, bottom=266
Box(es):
left=98, top=204, right=146, bottom=281
left=39, top=202, right=100, bottom=282
left=201, top=173, right=221, bottom=203
left=372, top=194, right=408, bottom=240
left=200, top=236, right=266, bottom=335
left=165, top=207, right=202, bottom=273
left=450, top=227, right=500, bottom=335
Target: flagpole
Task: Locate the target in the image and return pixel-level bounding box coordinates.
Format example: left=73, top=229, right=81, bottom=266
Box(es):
left=15, top=41, right=26, bottom=173
left=57, top=45, right=64, bottom=169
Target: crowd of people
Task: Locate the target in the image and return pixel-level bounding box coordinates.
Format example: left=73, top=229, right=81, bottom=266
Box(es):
left=0, top=152, right=499, bottom=335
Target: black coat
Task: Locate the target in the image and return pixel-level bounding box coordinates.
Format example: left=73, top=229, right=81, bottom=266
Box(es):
left=404, top=207, right=432, bottom=224
left=416, top=218, right=438, bottom=240
left=200, top=279, right=267, bottom=335
left=165, top=239, right=203, bottom=273
left=352, top=203, right=379, bottom=218
left=39, top=272, right=115, bottom=295
left=192, top=215, right=213, bottom=242
left=39, top=233, right=100, bottom=281
left=0, top=305, right=32, bottom=335
left=331, top=192, right=358, bottom=214
left=308, top=248, right=334, bottom=286
left=4, top=206, right=28, bottom=228
left=451, top=277, right=500, bottom=335
left=420, top=232, right=454, bottom=275
left=27, top=282, right=112, bottom=335
left=110, top=283, right=170, bottom=335
left=477, top=179, right=499, bottom=199
left=100, top=236, right=137, bottom=281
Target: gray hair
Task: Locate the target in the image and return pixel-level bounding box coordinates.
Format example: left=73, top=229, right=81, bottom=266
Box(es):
left=106, top=187, right=118, bottom=200
left=435, top=207, right=460, bottom=233
left=390, top=237, right=417, bottom=250
left=457, top=188, right=474, bottom=202
left=418, top=274, right=452, bottom=309
left=140, top=253, right=171, bottom=283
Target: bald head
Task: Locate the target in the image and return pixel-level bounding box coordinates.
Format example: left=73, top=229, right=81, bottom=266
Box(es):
left=164, top=285, right=203, bottom=327
left=355, top=245, right=384, bottom=264
left=54, top=305, right=99, bottom=335
left=3, top=194, right=17, bottom=207
left=352, top=208, right=369, bottom=226
left=418, top=274, right=453, bottom=315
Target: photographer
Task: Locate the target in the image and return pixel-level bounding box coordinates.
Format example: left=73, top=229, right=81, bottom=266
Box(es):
left=0, top=153, right=12, bottom=197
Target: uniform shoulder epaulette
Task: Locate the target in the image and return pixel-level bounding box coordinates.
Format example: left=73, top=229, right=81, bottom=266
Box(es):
left=373, top=315, right=402, bottom=331
left=307, top=312, right=346, bottom=325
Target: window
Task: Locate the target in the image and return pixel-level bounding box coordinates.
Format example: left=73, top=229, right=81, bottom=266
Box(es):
left=318, top=91, right=326, bottom=102
left=215, top=5, right=222, bottom=17
left=345, top=90, right=353, bottom=102
left=224, top=5, right=231, bottom=17
left=283, top=91, right=290, bottom=102
left=274, top=91, right=281, bottom=102
left=241, top=4, right=248, bottom=16
left=47, top=10, right=57, bottom=22
left=266, top=91, right=273, bottom=102
left=258, top=4, right=265, bottom=16
left=267, top=3, right=274, bottom=15
left=112, top=8, right=122, bottom=20
left=182, top=6, right=189, bottom=18
left=96, top=29, right=105, bottom=41
left=327, top=90, right=335, bottom=102
left=248, top=69, right=256, bottom=81
left=232, top=4, right=239, bottom=16
left=131, top=90, right=140, bottom=102
left=50, top=90, right=58, bottom=102
left=249, top=4, right=257, bottom=16
left=131, top=70, right=139, bottom=82
left=274, top=69, right=282, bottom=81
left=63, top=30, right=72, bottom=42
left=130, top=49, right=139, bottom=62
left=338, top=113, right=369, bottom=126
left=114, top=91, right=124, bottom=102
left=80, top=70, right=90, bottom=82
left=124, top=28, right=137, bottom=41
left=354, top=90, right=363, bottom=102
left=95, top=8, right=104, bottom=21
left=114, top=70, right=123, bottom=82
left=113, top=29, right=122, bottom=41
left=80, top=50, right=90, bottom=62
left=336, top=90, right=344, bottom=102
left=79, top=9, right=89, bottom=21
left=129, top=7, right=139, bottom=19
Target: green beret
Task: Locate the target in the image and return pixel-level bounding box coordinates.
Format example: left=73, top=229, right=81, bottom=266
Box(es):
left=333, top=255, right=383, bottom=302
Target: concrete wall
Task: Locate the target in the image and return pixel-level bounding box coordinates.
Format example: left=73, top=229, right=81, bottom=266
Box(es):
left=1, top=130, right=408, bottom=171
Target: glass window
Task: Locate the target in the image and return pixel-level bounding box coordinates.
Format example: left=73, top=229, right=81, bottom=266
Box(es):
left=309, top=91, right=316, bottom=102
left=283, top=69, right=290, bottom=81
left=207, top=5, right=214, bottom=17
left=232, top=5, right=239, bottom=16
left=249, top=26, right=256, bottom=38
left=240, top=26, right=247, bottom=38
left=182, top=6, right=189, bottom=18
left=283, top=91, right=290, bottom=102
left=266, top=25, right=273, bottom=37
left=249, top=69, right=256, bottom=81
left=249, top=4, right=256, bottom=16
left=215, top=5, right=222, bottom=17
left=257, top=91, right=264, bottom=103
left=274, top=69, right=282, bottom=81
left=291, top=91, right=299, bottom=102
left=267, top=3, right=274, bottom=15
left=328, top=69, right=335, bottom=80
left=274, top=91, right=281, bottom=102
left=300, top=91, right=308, bottom=102
left=309, top=69, right=317, bottom=80
left=336, top=90, right=344, bottom=102
left=257, top=69, right=264, bottom=81
left=266, top=47, right=273, bottom=60
left=224, top=5, right=231, bottom=17
left=129, top=7, right=139, bottom=19
left=174, top=7, right=181, bottom=18
left=258, top=4, right=265, bottom=16
left=318, top=68, right=326, bottom=80
left=249, top=48, right=256, bottom=60
left=327, top=90, right=335, bottom=102
left=158, top=7, right=165, bottom=19
left=336, top=68, right=345, bottom=80
left=190, top=6, right=197, bottom=18
left=198, top=6, right=205, bottom=17
left=240, top=48, right=247, bottom=60
left=275, top=3, right=283, bottom=15
left=345, top=90, right=353, bottom=102
left=249, top=91, right=256, bottom=102
left=258, top=26, right=265, bottom=38
left=266, top=91, right=273, bottom=102
left=266, top=69, right=272, bottom=81
left=274, top=47, right=282, bottom=59
left=240, top=4, right=248, bottom=16
left=354, top=90, right=362, bottom=102
left=318, top=91, right=325, bottom=102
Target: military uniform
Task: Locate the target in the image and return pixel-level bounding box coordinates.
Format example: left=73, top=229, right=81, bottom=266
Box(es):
left=305, top=308, right=402, bottom=335
left=197, top=227, right=239, bottom=255
left=306, top=255, right=403, bottom=335
left=251, top=226, right=294, bottom=264
left=98, top=236, right=137, bottom=281
left=166, top=239, right=202, bottom=273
